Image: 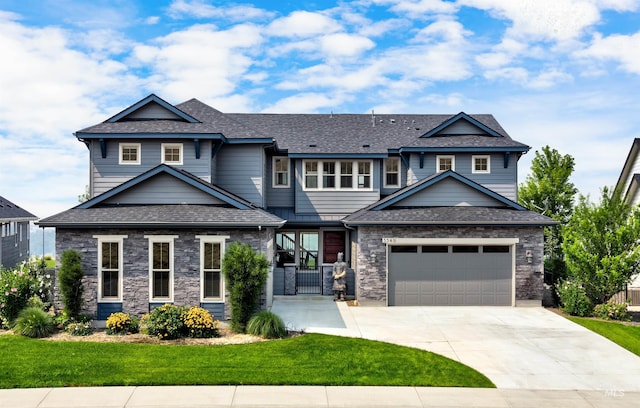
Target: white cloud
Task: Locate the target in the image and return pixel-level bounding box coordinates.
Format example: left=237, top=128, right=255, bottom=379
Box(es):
left=371, top=0, right=459, bottom=14
left=266, top=11, right=342, bottom=38
left=167, top=0, right=273, bottom=21
left=319, top=33, right=375, bottom=58
left=263, top=93, right=347, bottom=113
left=577, top=32, right=640, bottom=74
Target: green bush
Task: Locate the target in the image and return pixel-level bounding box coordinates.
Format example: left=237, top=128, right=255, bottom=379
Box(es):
left=142, top=304, right=186, bottom=340
left=557, top=279, right=593, bottom=317
left=247, top=311, right=287, bottom=339
left=593, top=302, right=631, bottom=321
left=65, top=322, right=93, bottom=336
left=182, top=306, right=219, bottom=338
left=12, top=307, right=55, bottom=338
left=106, top=312, right=139, bottom=335
left=59, top=249, right=84, bottom=319
left=222, top=242, right=270, bottom=333
left=0, top=262, right=54, bottom=327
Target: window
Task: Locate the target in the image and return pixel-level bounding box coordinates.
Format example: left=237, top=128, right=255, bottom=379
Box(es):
left=384, top=158, right=400, bottom=188
left=473, top=155, right=490, bottom=174
left=452, top=245, right=479, bottom=253
left=197, top=235, right=229, bottom=301
left=146, top=235, right=177, bottom=302
left=161, top=143, right=183, bottom=165
left=437, top=155, right=455, bottom=172
left=94, top=235, right=127, bottom=302
left=272, top=157, right=290, bottom=188
left=119, top=143, right=140, bottom=165
left=303, top=160, right=373, bottom=190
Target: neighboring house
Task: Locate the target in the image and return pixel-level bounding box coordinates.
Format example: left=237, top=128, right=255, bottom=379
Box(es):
left=38, top=94, right=555, bottom=321
left=615, top=138, right=640, bottom=290
left=0, top=196, right=37, bottom=269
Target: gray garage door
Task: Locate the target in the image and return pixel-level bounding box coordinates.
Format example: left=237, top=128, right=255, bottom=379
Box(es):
left=388, top=244, right=512, bottom=306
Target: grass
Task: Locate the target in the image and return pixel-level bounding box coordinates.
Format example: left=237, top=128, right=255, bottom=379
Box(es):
left=568, top=317, right=640, bottom=356
left=0, top=333, right=493, bottom=389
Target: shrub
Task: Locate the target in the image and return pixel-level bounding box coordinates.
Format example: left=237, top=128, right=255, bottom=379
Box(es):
left=141, top=304, right=186, bottom=340
left=557, top=279, right=593, bottom=317
left=246, top=311, right=287, bottom=339
left=12, top=307, right=55, bottom=338
left=106, top=312, right=139, bottom=335
left=65, top=322, right=93, bottom=336
left=26, top=295, right=45, bottom=310
left=0, top=262, right=54, bottom=327
left=593, top=302, right=631, bottom=321
left=59, top=249, right=84, bottom=318
left=182, top=307, right=219, bottom=338
left=222, top=242, right=270, bottom=332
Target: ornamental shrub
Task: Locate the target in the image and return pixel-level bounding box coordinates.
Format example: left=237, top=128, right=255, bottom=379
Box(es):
left=593, top=302, right=631, bottom=322
left=247, top=311, right=287, bottom=339
left=0, top=262, right=54, bottom=327
left=557, top=279, right=593, bottom=317
left=181, top=306, right=219, bottom=338
left=12, top=307, right=55, bottom=338
left=106, top=312, right=139, bottom=335
left=58, top=249, right=84, bottom=319
left=141, top=304, right=186, bottom=340
left=65, top=322, right=93, bottom=336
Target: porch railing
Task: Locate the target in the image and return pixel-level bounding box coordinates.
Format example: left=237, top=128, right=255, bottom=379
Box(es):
left=296, top=267, right=321, bottom=295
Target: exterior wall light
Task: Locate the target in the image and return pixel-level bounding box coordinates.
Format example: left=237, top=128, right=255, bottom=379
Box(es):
left=525, top=250, right=533, bottom=264
left=370, top=252, right=377, bottom=263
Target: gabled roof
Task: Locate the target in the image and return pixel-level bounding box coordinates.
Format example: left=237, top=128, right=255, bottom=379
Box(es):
left=420, top=112, right=503, bottom=138
left=106, top=94, right=200, bottom=123
left=616, top=138, right=640, bottom=202
left=0, top=196, right=38, bottom=222
left=342, top=171, right=557, bottom=227
left=37, top=166, right=285, bottom=228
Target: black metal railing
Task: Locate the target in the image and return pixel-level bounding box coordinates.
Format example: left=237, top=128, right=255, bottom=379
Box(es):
left=296, top=266, right=321, bottom=294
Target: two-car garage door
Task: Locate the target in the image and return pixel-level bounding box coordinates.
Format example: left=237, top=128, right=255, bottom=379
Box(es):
left=388, top=242, right=513, bottom=306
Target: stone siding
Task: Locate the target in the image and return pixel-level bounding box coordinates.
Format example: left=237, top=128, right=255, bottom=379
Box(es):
left=355, top=226, right=544, bottom=305
left=55, top=228, right=274, bottom=320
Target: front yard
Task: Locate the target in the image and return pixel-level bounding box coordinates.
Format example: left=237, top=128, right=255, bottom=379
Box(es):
left=568, top=316, right=640, bottom=356
left=0, top=332, right=494, bottom=389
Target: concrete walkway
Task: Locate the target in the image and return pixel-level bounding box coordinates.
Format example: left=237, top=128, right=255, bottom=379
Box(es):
left=1, top=386, right=638, bottom=407
left=271, top=296, right=640, bottom=391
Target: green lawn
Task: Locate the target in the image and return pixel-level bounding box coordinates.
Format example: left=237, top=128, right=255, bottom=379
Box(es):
left=568, top=317, right=640, bottom=356
left=0, top=333, right=493, bottom=389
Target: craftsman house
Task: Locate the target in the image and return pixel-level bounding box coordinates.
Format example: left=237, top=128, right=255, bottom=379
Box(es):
left=0, top=196, right=37, bottom=269
left=38, top=94, right=555, bottom=320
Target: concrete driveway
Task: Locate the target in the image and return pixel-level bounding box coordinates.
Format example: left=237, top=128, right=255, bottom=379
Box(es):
left=271, top=296, right=640, bottom=391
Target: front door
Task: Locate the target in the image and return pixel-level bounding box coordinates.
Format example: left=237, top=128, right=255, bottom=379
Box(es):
left=323, top=231, right=346, bottom=264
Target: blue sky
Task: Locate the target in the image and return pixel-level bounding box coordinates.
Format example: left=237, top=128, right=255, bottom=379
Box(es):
left=1, top=0, right=639, bottom=218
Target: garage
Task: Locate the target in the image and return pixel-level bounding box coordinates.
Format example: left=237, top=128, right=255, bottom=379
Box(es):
left=388, top=240, right=514, bottom=306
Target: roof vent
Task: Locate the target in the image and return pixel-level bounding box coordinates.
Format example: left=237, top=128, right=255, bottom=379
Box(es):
left=362, top=144, right=370, bottom=148
left=309, top=144, right=317, bottom=147
left=390, top=119, right=396, bottom=124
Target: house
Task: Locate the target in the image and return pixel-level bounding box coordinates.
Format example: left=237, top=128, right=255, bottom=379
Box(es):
left=0, top=196, right=37, bottom=269
left=615, top=138, right=640, bottom=292
left=38, top=94, right=555, bottom=321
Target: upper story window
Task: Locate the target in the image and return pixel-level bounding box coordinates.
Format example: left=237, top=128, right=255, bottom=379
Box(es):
left=272, top=157, right=290, bottom=188
left=437, top=155, right=455, bottom=172
left=119, top=143, right=140, bottom=165
left=303, top=160, right=373, bottom=191
left=162, top=143, right=183, bottom=165
left=472, top=155, right=491, bottom=174
left=384, top=158, right=400, bottom=188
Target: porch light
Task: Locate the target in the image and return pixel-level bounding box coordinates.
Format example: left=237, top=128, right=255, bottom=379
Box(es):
left=525, top=250, right=533, bottom=264
left=370, top=252, right=377, bottom=263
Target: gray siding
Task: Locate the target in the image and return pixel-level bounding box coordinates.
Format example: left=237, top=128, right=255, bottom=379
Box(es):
left=101, top=173, right=226, bottom=205
left=395, top=178, right=504, bottom=207
left=125, top=103, right=183, bottom=120
left=0, top=222, right=30, bottom=268
left=265, top=156, right=295, bottom=208
left=215, top=145, right=265, bottom=207
left=294, top=160, right=380, bottom=215
left=435, top=120, right=486, bottom=135
left=90, top=139, right=211, bottom=197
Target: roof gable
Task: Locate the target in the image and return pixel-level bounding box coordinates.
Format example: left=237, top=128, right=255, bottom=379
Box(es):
left=0, top=196, right=38, bottom=222
left=616, top=138, right=640, bottom=203
left=77, top=165, right=252, bottom=210
left=106, top=94, right=200, bottom=124
left=420, top=112, right=503, bottom=138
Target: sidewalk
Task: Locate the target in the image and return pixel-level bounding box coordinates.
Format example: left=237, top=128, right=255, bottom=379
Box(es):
left=1, top=386, right=638, bottom=408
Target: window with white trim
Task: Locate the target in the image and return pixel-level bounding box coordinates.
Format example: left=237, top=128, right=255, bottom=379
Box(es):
left=146, top=235, right=177, bottom=302
left=303, top=160, right=373, bottom=190
left=472, top=155, right=490, bottom=174
left=196, top=235, right=229, bottom=301
left=437, top=155, right=455, bottom=172
left=161, top=143, right=183, bottom=165
left=94, top=235, right=127, bottom=302
left=272, top=157, right=290, bottom=188
left=384, top=158, right=400, bottom=188
left=119, top=143, right=141, bottom=165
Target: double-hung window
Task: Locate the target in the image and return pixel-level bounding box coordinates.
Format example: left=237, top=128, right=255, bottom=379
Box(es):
left=272, top=157, right=290, bottom=188
left=94, top=235, right=127, bottom=302
left=303, top=160, right=373, bottom=190
left=196, top=235, right=229, bottom=301
left=146, top=235, right=177, bottom=302
left=384, top=158, right=400, bottom=188
left=119, top=143, right=140, bottom=165
left=161, top=143, right=183, bottom=165
left=472, top=155, right=490, bottom=173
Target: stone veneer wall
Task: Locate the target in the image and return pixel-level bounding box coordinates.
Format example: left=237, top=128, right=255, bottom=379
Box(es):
left=55, top=228, right=274, bottom=320
left=354, top=226, right=544, bottom=305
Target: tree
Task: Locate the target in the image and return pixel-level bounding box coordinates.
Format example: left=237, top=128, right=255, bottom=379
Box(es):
left=562, top=187, right=640, bottom=305
left=59, top=249, right=84, bottom=318
left=222, top=242, right=270, bottom=333
left=519, top=146, right=577, bottom=281
left=78, top=185, right=90, bottom=203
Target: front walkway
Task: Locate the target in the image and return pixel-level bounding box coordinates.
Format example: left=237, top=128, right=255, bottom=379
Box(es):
left=271, top=296, right=640, bottom=391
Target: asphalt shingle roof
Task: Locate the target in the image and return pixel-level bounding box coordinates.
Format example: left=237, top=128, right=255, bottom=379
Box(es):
left=0, top=196, right=37, bottom=222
